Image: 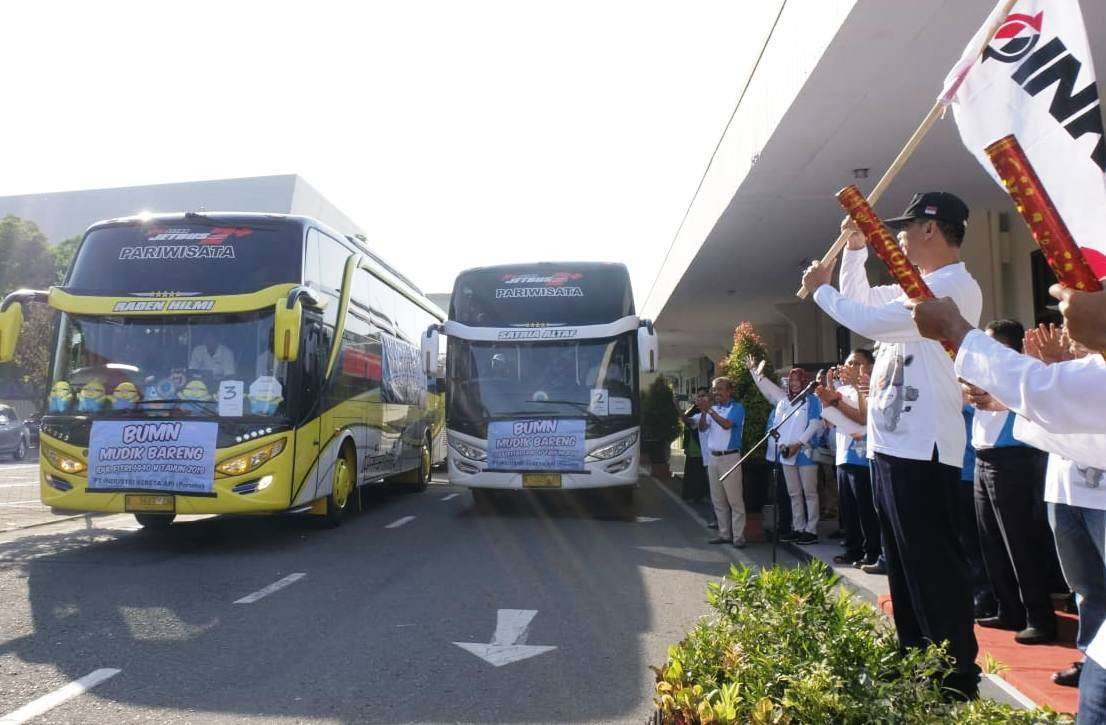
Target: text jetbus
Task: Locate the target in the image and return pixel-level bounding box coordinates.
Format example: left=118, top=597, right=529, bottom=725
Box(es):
left=421, top=262, right=657, bottom=507
left=0, top=212, right=444, bottom=528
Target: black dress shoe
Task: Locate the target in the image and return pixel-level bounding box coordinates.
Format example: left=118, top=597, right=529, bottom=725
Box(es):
left=707, top=521, right=718, bottom=530
left=1053, top=661, right=1083, bottom=687
left=707, top=536, right=728, bottom=544
left=975, top=616, right=1023, bottom=631
left=1015, top=625, right=1058, bottom=645
left=833, top=553, right=862, bottom=565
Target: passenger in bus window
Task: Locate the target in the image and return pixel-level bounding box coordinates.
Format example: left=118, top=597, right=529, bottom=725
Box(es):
left=189, top=330, right=236, bottom=377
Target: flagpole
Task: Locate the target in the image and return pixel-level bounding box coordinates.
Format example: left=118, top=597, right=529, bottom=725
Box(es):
left=794, top=0, right=1020, bottom=299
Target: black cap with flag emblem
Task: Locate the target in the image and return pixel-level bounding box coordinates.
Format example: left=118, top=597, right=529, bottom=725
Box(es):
left=883, top=191, right=970, bottom=230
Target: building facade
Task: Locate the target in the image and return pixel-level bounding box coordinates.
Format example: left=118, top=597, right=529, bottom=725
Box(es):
left=644, top=0, right=1105, bottom=398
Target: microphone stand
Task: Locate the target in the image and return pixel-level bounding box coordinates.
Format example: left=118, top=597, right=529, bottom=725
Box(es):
left=717, top=378, right=818, bottom=565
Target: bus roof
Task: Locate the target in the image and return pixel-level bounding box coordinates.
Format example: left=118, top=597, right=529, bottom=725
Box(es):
left=83, top=211, right=441, bottom=317
left=450, top=261, right=634, bottom=326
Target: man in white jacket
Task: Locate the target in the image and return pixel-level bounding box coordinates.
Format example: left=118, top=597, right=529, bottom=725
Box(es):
left=801, top=191, right=983, bottom=698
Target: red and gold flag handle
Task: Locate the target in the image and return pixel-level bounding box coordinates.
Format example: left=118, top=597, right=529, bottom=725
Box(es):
left=836, top=185, right=957, bottom=358
left=985, top=134, right=1103, bottom=293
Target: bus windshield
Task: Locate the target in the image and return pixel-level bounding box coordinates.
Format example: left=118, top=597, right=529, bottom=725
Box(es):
left=448, top=333, right=637, bottom=422
left=49, top=311, right=289, bottom=419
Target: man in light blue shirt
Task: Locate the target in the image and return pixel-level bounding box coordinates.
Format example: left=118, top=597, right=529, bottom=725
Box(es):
left=690, top=377, right=747, bottom=548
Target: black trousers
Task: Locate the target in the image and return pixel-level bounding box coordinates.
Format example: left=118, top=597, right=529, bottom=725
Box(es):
left=953, top=477, right=994, bottom=612
left=771, top=461, right=793, bottom=533
left=974, top=446, right=1058, bottom=629
left=873, top=452, right=979, bottom=687
left=837, top=463, right=881, bottom=561
left=681, top=450, right=709, bottom=502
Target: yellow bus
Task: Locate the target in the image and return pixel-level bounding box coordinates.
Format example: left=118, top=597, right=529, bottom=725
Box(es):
left=0, top=212, right=445, bottom=528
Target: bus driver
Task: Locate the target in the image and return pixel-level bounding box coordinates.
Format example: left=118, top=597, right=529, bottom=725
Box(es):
left=189, top=330, right=236, bottom=378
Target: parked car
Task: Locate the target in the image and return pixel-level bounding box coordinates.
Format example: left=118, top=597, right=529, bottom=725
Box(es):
left=0, top=406, right=30, bottom=460
left=23, top=413, right=40, bottom=448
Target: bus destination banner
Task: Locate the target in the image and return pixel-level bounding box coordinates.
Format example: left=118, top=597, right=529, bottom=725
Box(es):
left=87, top=420, right=218, bottom=493
left=486, top=419, right=586, bottom=472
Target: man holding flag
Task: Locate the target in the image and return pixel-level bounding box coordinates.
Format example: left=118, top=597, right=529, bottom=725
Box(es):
left=801, top=194, right=983, bottom=699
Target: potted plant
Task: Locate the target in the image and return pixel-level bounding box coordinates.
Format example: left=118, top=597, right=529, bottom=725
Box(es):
left=641, top=376, right=681, bottom=478
left=720, top=322, right=775, bottom=512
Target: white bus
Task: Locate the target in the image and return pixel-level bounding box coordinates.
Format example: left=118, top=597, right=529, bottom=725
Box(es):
left=421, top=262, right=657, bottom=507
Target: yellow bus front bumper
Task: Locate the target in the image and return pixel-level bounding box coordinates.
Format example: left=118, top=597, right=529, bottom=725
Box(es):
left=38, top=431, right=304, bottom=516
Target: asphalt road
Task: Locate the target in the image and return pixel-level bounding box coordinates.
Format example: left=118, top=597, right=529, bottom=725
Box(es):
left=0, top=470, right=795, bottom=723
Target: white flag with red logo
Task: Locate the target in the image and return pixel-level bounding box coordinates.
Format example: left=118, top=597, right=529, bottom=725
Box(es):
left=941, top=0, right=1106, bottom=277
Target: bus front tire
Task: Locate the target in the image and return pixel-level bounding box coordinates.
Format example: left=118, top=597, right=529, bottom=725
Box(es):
left=135, top=513, right=175, bottom=529
left=325, top=448, right=357, bottom=527
left=412, top=436, right=431, bottom=493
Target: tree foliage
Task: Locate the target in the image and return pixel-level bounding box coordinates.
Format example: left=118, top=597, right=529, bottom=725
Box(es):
left=719, top=322, right=775, bottom=456
left=0, top=216, right=80, bottom=398
left=642, top=376, right=681, bottom=458
left=52, top=234, right=82, bottom=283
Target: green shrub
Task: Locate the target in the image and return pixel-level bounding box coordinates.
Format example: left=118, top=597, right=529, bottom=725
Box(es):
left=654, top=561, right=1070, bottom=724
left=719, top=322, right=775, bottom=456
left=642, top=376, right=681, bottom=461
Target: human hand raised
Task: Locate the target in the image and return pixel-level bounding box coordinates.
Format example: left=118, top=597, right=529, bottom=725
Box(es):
left=1024, top=323, right=1073, bottom=364
left=841, top=216, right=866, bottom=250
left=1051, top=285, right=1106, bottom=353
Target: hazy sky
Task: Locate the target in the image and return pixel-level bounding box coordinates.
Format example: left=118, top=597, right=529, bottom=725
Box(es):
left=2, top=1, right=782, bottom=298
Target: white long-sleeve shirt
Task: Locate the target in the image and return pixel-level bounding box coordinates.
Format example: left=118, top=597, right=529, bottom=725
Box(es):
left=751, top=373, right=821, bottom=466
left=955, top=328, right=1106, bottom=435
left=812, top=246, right=982, bottom=467
left=1014, top=416, right=1106, bottom=470
left=820, top=385, right=868, bottom=467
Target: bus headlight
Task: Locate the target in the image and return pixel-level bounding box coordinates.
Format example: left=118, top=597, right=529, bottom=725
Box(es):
left=216, top=439, right=286, bottom=477
left=42, top=446, right=86, bottom=474
left=448, top=435, right=486, bottom=462
left=586, top=431, right=639, bottom=461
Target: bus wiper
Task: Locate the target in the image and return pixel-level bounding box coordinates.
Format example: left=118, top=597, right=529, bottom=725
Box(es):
left=128, top=399, right=220, bottom=413
left=526, top=399, right=600, bottom=420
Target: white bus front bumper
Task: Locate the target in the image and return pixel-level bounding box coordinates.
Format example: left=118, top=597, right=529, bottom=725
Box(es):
left=446, top=426, right=640, bottom=490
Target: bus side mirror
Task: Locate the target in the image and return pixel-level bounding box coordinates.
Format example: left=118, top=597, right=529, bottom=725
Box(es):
left=422, top=325, right=441, bottom=376
left=0, top=303, right=23, bottom=363
left=637, top=322, right=658, bottom=374
left=274, top=299, right=303, bottom=362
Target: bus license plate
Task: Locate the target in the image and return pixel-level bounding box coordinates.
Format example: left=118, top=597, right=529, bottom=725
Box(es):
left=522, top=473, right=562, bottom=489
left=125, top=494, right=176, bottom=513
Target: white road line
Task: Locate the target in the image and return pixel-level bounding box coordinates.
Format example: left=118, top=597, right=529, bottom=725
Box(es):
left=233, top=573, right=306, bottom=604
left=0, top=668, right=120, bottom=724
left=440, top=493, right=459, bottom=501
left=385, top=516, right=416, bottom=529
left=647, top=476, right=754, bottom=566
left=0, top=500, right=41, bottom=507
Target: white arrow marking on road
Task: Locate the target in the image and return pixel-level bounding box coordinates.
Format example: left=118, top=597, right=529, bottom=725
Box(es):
left=0, top=668, right=120, bottom=724
left=234, top=573, right=306, bottom=604
left=453, top=609, right=557, bottom=667
left=441, top=493, right=460, bottom=501
left=385, top=515, right=416, bottom=529
left=635, top=516, right=661, bottom=523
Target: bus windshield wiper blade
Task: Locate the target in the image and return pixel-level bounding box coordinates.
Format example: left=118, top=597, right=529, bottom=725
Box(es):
left=526, top=399, right=599, bottom=419
left=129, top=398, right=220, bottom=411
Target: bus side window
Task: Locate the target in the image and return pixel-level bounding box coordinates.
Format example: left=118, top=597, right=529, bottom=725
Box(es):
left=304, top=229, right=323, bottom=290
